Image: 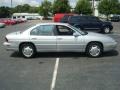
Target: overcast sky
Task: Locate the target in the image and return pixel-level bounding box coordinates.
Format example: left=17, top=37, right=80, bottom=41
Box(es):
left=0, top=0, right=76, bottom=7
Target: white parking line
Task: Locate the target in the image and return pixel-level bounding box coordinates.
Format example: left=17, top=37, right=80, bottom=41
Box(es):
left=50, top=58, right=60, bottom=90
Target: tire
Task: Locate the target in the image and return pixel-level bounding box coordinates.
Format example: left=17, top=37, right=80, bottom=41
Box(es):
left=86, top=42, right=103, bottom=57
left=103, top=27, right=111, bottom=34
left=20, top=43, right=36, bottom=58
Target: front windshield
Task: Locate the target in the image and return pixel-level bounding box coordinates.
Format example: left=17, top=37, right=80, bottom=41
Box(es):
left=68, top=24, right=88, bottom=35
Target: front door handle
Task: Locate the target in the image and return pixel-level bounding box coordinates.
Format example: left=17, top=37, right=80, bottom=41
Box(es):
left=31, top=38, right=37, bottom=40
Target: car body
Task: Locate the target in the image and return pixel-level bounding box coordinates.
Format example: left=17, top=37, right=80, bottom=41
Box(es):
left=60, top=14, right=74, bottom=23
left=0, top=23, right=6, bottom=28
left=110, top=15, right=120, bottom=22
left=0, top=19, right=17, bottom=25
left=3, top=23, right=117, bottom=58
left=54, top=13, right=75, bottom=22
left=68, top=15, right=113, bottom=34
left=15, top=19, right=25, bottom=23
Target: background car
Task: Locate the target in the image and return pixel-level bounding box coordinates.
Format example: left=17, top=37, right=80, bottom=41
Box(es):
left=53, top=13, right=75, bottom=22
left=62, top=15, right=113, bottom=34
left=0, top=23, right=6, bottom=28
left=60, top=14, right=74, bottom=23
left=110, top=15, right=120, bottom=22
left=0, top=19, right=17, bottom=25
left=3, top=23, right=117, bottom=58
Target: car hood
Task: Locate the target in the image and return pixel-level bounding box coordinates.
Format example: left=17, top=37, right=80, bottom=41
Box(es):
left=87, top=32, right=107, bottom=37
left=103, top=21, right=112, bottom=25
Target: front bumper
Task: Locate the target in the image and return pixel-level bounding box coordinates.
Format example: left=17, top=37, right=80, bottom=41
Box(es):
left=104, top=41, right=117, bottom=52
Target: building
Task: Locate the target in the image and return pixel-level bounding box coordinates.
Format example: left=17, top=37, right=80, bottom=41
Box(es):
left=89, top=0, right=100, bottom=16
left=12, top=13, right=43, bottom=20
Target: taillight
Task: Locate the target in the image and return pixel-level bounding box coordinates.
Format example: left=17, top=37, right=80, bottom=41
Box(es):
left=5, top=37, right=8, bottom=42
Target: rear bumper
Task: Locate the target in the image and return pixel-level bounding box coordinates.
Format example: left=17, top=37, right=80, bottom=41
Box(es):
left=3, top=42, right=18, bottom=51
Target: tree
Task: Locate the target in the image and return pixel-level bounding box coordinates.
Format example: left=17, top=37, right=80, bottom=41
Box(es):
left=13, top=5, right=23, bottom=13
left=53, top=0, right=71, bottom=14
left=74, top=0, right=92, bottom=15
left=98, top=0, right=120, bottom=20
left=22, top=4, right=31, bottom=12
left=12, top=4, right=39, bottom=13
left=111, top=1, right=120, bottom=14
left=38, top=0, right=52, bottom=18
left=0, top=6, right=11, bottom=18
left=29, top=7, right=39, bottom=13
left=13, top=4, right=31, bottom=13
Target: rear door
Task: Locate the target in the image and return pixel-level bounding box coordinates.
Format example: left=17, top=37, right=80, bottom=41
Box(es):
left=71, top=16, right=90, bottom=30
left=30, top=25, right=57, bottom=52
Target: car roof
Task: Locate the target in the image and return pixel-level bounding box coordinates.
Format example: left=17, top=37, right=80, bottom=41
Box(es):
left=36, top=23, right=69, bottom=26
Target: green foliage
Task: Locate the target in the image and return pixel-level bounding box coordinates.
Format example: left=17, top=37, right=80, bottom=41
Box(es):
left=13, top=5, right=23, bottom=13
left=53, top=0, right=71, bottom=14
left=29, top=7, right=39, bottom=13
left=22, top=4, right=31, bottom=12
left=38, top=0, right=52, bottom=18
left=75, top=0, right=92, bottom=15
left=12, top=4, right=39, bottom=13
left=98, top=0, right=120, bottom=19
left=0, top=6, right=11, bottom=18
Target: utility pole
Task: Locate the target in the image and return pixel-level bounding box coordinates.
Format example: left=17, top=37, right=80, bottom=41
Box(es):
left=11, top=0, right=12, bottom=8
left=92, top=0, right=95, bottom=16
left=10, top=0, right=13, bottom=18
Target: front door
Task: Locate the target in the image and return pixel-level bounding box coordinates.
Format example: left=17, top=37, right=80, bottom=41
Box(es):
left=56, top=25, right=84, bottom=52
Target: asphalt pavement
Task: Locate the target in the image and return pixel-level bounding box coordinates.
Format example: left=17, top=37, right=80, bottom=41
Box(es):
left=0, top=20, right=120, bottom=90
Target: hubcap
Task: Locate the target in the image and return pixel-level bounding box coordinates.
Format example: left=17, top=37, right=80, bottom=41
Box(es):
left=22, top=46, right=33, bottom=57
left=89, top=45, right=101, bottom=57
left=105, top=28, right=110, bottom=33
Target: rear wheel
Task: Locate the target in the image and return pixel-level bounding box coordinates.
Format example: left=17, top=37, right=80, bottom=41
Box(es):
left=103, top=27, right=111, bottom=34
left=20, top=43, right=36, bottom=58
left=86, top=42, right=103, bottom=57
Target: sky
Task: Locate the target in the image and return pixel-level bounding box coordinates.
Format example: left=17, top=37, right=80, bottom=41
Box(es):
left=0, top=0, right=76, bottom=8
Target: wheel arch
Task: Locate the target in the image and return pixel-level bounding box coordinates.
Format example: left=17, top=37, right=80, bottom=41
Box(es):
left=19, top=42, right=37, bottom=52
left=85, top=41, right=104, bottom=52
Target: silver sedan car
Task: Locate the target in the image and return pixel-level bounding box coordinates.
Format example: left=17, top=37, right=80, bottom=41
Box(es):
left=3, top=23, right=117, bottom=58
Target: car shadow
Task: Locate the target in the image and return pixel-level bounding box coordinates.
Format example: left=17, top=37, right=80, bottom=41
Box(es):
left=102, top=50, right=119, bottom=57
left=10, top=50, right=119, bottom=58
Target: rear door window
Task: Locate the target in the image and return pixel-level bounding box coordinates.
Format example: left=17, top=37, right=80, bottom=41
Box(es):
left=70, top=16, right=86, bottom=22
left=30, top=25, right=55, bottom=36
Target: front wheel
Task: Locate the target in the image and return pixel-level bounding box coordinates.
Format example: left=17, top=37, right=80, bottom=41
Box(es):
left=20, top=44, right=36, bottom=58
left=86, top=42, right=103, bottom=57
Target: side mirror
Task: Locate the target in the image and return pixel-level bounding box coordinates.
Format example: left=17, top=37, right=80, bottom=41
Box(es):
left=73, top=32, right=80, bottom=37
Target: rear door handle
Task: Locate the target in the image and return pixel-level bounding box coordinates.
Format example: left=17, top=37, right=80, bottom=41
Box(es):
left=57, top=38, right=63, bottom=40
